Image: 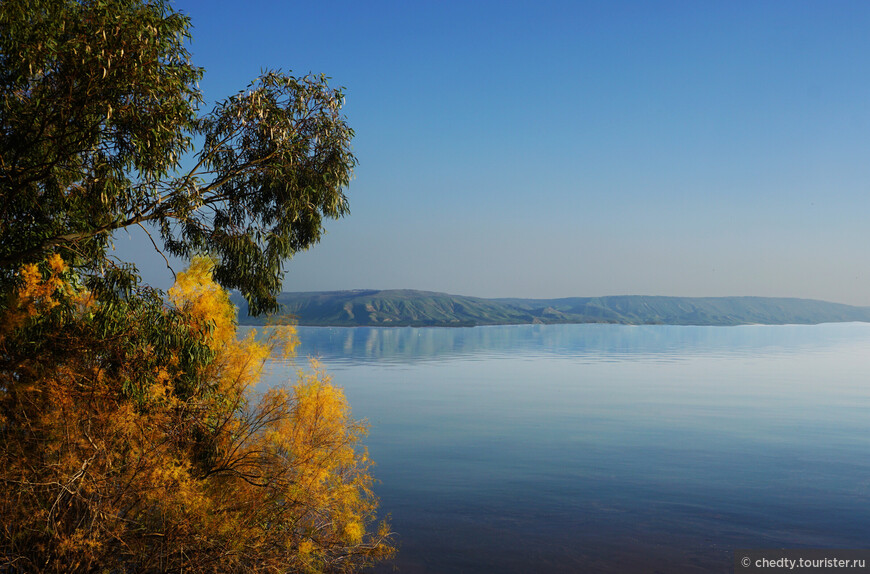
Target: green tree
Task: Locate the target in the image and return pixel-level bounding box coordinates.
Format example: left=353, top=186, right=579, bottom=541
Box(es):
left=0, top=0, right=393, bottom=572
left=0, top=0, right=355, bottom=314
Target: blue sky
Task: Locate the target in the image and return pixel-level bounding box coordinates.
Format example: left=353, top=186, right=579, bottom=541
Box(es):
left=114, top=0, right=870, bottom=305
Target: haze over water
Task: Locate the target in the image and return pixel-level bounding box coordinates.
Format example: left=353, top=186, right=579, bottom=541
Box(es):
left=254, top=323, right=870, bottom=573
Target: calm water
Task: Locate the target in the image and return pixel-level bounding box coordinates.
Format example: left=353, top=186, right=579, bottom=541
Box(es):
left=251, top=323, right=870, bottom=573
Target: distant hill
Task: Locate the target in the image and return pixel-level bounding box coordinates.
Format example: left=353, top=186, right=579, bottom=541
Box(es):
left=232, top=290, right=870, bottom=327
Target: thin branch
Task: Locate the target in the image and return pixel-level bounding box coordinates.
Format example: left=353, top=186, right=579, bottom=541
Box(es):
left=136, top=222, right=175, bottom=282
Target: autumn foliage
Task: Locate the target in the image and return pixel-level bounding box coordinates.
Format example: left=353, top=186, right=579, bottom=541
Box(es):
left=0, top=256, right=393, bottom=573
left=1, top=0, right=389, bottom=569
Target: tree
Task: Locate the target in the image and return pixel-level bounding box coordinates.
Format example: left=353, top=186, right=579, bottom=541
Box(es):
left=0, top=0, right=393, bottom=571
left=1, top=257, right=393, bottom=573
left=0, top=0, right=355, bottom=314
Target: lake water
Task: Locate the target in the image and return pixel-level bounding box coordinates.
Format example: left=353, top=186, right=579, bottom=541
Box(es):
left=251, top=323, right=870, bottom=573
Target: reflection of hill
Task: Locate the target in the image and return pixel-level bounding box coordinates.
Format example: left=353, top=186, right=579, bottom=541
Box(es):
left=234, top=290, right=870, bottom=328
left=244, top=323, right=870, bottom=366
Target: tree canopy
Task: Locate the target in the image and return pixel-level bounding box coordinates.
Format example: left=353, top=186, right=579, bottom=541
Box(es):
left=1, top=257, right=393, bottom=573
left=0, top=0, right=355, bottom=315
left=0, top=1, right=392, bottom=572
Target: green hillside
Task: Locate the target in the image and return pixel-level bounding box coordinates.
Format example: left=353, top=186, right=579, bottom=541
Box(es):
left=232, top=290, right=870, bottom=327
left=494, top=295, right=870, bottom=326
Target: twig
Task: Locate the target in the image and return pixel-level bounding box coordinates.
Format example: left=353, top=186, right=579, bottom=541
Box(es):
left=136, top=222, right=175, bottom=281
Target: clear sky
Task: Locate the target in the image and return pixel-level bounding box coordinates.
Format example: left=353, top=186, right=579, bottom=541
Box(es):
left=113, top=0, right=870, bottom=305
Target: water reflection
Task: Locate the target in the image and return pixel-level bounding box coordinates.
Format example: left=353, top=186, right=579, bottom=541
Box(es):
left=243, top=322, right=870, bottom=366
left=248, top=322, right=870, bottom=573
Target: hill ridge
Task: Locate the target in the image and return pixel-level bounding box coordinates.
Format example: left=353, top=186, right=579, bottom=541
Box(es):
left=232, top=290, right=870, bottom=327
